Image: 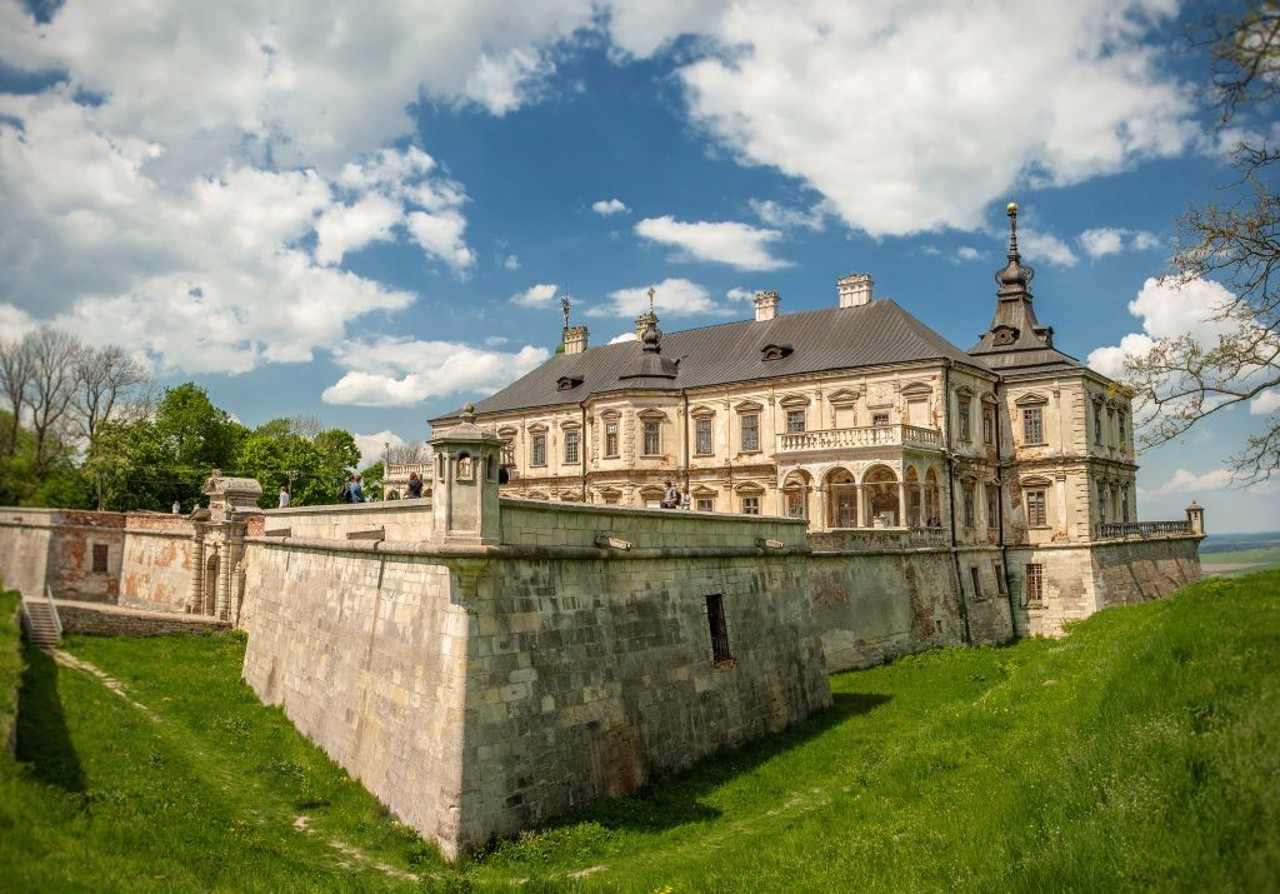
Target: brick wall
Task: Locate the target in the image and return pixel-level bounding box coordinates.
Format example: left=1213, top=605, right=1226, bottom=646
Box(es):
left=57, top=602, right=230, bottom=637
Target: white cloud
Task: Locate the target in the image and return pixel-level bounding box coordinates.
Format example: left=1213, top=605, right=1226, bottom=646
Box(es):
left=503, top=254, right=521, bottom=270
left=1251, top=389, right=1280, bottom=416
left=314, top=193, right=402, bottom=266
left=323, top=338, right=550, bottom=407
left=1141, top=467, right=1235, bottom=497
left=660, top=0, right=1196, bottom=237
left=1020, top=229, right=1078, bottom=267
left=592, top=198, right=629, bottom=215
left=1078, top=226, right=1162, bottom=259
left=586, top=277, right=730, bottom=319
left=511, top=283, right=559, bottom=307
left=404, top=210, right=476, bottom=273
left=725, top=287, right=754, bottom=302
left=748, top=199, right=825, bottom=231
left=0, top=304, right=37, bottom=341
left=608, top=332, right=639, bottom=344
left=955, top=247, right=982, bottom=262
left=352, top=430, right=408, bottom=472
left=1086, top=332, right=1156, bottom=380
left=634, top=216, right=790, bottom=271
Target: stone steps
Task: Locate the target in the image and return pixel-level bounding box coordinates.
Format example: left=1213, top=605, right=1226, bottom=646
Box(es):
left=21, top=600, right=61, bottom=646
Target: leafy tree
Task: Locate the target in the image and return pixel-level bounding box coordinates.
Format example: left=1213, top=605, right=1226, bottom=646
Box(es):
left=359, top=460, right=384, bottom=501
left=1126, top=2, right=1280, bottom=482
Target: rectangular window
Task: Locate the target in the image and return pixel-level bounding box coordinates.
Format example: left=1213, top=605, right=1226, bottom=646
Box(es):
left=992, top=559, right=1007, bottom=594
left=786, top=492, right=806, bottom=519
left=742, top=496, right=760, bottom=515
left=1121, top=486, right=1130, bottom=523
left=957, top=400, right=971, bottom=442
left=1098, top=482, right=1108, bottom=523
left=963, top=485, right=975, bottom=528
left=834, top=405, right=855, bottom=428
left=531, top=434, right=546, bottom=467
left=642, top=420, right=661, bottom=456
left=1026, top=489, right=1047, bottom=527
left=872, top=412, right=890, bottom=427
left=92, top=543, right=108, bottom=573
left=786, top=409, right=806, bottom=433
left=1118, top=412, right=1127, bottom=446
left=696, top=497, right=714, bottom=512
left=1022, top=407, right=1044, bottom=444
left=706, top=593, right=732, bottom=664
left=695, top=418, right=713, bottom=455
left=970, top=566, right=982, bottom=600
left=604, top=422, right=619, bottom=458
left=982, top=406, right=995, bottom=445
left=564, top=430, right=580, bottom=464
left=740, top=414, right=760, bottom=452
left=1094, top=403, right=1103, bottom=444
left=500, top=439, right=515, bottom=466
left=1025, top=563, right=1044, bottom=604
left=986, top=485, right=998, bottom=528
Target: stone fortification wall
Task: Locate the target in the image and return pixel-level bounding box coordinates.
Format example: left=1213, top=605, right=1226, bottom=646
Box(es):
left=258, top=499, right=433, bottom=542
left=1091, top=536, right=1202, bottom=609
left=57, top=600, right=230, bottom=636
left=0, top=508, right=124, bottom=600
left=238, top=502, right=829, bottom=857
left=118, top=514, right=198, bottom=612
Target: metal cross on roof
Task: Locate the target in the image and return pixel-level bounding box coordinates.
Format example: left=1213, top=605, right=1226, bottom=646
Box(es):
left=560, top=294, right=571, bottom=327
left=647, top=286, right=656, bottom=314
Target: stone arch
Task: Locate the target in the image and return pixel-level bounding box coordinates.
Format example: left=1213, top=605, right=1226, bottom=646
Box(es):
left=203, top=550, right=220, bottom=616
left=782, top=470, right=813, bottom=521
left=825, top=466, right=858, bottom=528
left=924, top=468, right=942, bottom=526
left=905, top=465, right=922, bottom=527
left=862, top=464, right=900, bottom=527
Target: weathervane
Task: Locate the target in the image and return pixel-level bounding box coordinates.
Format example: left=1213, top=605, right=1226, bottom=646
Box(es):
left=647, top=286, right=656, bottom=315
left=560, top=293, right=572, bottom=328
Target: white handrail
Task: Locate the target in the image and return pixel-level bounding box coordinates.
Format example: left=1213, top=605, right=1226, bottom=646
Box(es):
left=43, top=584, right=62, bottom=640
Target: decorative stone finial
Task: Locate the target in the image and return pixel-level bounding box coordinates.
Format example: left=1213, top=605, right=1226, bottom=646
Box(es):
left=560, top=294, right=571, bottom=328
left=461, top=403, right=476, bottom=424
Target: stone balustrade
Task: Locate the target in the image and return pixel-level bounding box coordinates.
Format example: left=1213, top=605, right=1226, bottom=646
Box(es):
left=777, top=424, right=943, bottom=454
left=1099, top=520, right=1194, bottom=540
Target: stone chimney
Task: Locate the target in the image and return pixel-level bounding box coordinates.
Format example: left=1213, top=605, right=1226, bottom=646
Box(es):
left=635, top=310, right=659, bottom=341
left=754, top=290, right=780, bottom=322
left=562, top=325, right=589, bottom=354
left=837, top=273, right=874, bottom=308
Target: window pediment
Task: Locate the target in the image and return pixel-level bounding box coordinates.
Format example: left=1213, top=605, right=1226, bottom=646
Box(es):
left=734, top=400, right=764, bottom=414
left=497, top=426, right=518, bottom=437
left=827, top=388, right=861, bottom=405
left=637, top=408, right=668, bottom=422
left=778, top=394, right=811, bottom=408
left=733, top=481, right=765, bottom=495
left=954, top=385, right=975, bottom=399
left=690, top=404, right=717, bottom=419
left=559, top=420, right=581, bottom=431
left=902, top=382, right=933, bottom=399
left=1014, top=392, right=1049, bottom=407
left=1020, top=475, right=1052, bottom=487
left=527, top=422, right=548, bottom=433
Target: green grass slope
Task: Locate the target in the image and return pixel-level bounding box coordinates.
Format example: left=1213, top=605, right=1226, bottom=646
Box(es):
left=1, top=572, right=1277, bottom=892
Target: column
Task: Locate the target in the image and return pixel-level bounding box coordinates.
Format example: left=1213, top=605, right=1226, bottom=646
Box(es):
left=897, top=482, right=907, bottom=528
left=187, top=532, right=205, bottom=615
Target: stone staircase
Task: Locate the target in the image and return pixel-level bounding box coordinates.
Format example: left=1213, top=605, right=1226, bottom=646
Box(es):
left=21, top=598, right=61, bottom=646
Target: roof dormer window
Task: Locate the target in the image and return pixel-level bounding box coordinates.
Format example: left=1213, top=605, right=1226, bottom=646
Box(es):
left=556, top=376, right=583, bottom=391
left=761, top=343, right=794, bottom=362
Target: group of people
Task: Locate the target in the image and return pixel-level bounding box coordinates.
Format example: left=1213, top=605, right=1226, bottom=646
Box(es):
left=338, top=474, right=366, bottom=503
left=661, top=480, right=692, bottom=510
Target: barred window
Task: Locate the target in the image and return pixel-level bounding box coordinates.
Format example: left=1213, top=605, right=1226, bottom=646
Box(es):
left=741, top=496, right=760, bottom=515
left=564, top=430, right=579, bottom=464
left=872, top=412, right=890, bottom=427
left=500, top=439, right=515, bottom=466
left=1025, top=563, right=1044, bottom=604
left=695, top=418, right=713, bottom=455
left=531, top=434, right=546, bottom=467
left=741, top=414, right=760, bottom=452
left=957, top=399, right=972, bottom=442
left=1025, top=489, right=1047, bottom=527
left=963, top=484, right=975, bottom=528
left=786, top=409, right=806, bottom=433
left=604, top=422, right=619, bottom=458
left=642, top=420, right=661, bottom=456
left=696, top=497, right=714, bottom=512
left=1094, top=403, right=1103, bottom=444
left=1022, top=407, right=1044, bottom=444
left=982, top=406, right=995, bottom=445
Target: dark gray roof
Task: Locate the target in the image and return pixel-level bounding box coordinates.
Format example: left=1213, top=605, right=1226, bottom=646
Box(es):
left=436, top=300, right=990, bottom=421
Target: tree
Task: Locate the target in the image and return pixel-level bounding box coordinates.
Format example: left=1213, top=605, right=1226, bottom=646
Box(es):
left=0, top=337, right=34, bottom=457
left=1125, top=2, right=1280, bottom=482
left=73, top=344, right=150, bottom=440
left=24, top=328, right=80, bottom=478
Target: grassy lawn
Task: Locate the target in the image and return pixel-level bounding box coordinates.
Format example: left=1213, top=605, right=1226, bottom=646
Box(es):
left=2, top=572, right=1278, bottom=892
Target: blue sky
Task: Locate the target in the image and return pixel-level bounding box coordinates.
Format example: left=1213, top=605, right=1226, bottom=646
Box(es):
left=1, top=0, right=1276, bottom=532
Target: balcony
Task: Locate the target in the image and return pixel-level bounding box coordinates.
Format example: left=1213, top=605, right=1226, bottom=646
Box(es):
left=777, top=424, right=943, bottom=455
left=1099, top=521, right=1193, bottom=540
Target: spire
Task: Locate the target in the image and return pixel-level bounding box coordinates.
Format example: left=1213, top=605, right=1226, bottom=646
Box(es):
left=970, top=201, right=1054, bottom=356
left=995, top=202, right=1035, bottom=301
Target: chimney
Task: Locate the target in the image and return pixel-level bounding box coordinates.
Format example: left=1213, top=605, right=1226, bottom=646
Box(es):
left=635, top=310, right=658, bottom=341
left=562, top=325, right=589, bottom=354
left=754, top=290, right=780, bottom=322
left=837, top=273, right=874, bottom=308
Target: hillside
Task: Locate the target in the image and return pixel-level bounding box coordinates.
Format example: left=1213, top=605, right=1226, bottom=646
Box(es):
left=3, top=573, right=1278, bottom=892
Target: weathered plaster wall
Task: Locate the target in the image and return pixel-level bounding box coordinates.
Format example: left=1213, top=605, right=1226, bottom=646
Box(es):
left=118, top=514, right=198, bottom=612
left=1092, top=537, right=1203, bottom=609
left=0, top=509, right=54, bottom=596
left=0, top=508, right=124, bottom=600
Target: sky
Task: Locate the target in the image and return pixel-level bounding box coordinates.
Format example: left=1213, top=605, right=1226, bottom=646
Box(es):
left=1, top=0, right=1277, bottom=533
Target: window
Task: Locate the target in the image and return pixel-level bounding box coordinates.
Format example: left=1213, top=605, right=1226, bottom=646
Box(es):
left=992, top=559, right=1007, bottom=594
left=1107, top=408, right=1115, bottom=444
left=1025, top=563, right=1044, bottom=604
left=1118, top=412, right=1127, bottom=446
left=1097, top=481, right=1108, bottom=523
left=1022, top=406, right=1044, bottom=444
left=986, top=485, right=999, bottom=528
left=982, top=406, right=995, bottom=445
left=872, top=412, right=890, bottom=427
left=1121, top=486, right=1130, bottom=523
left=741, top=496, right=760, bottom=515
left=706, top=593, right=732, bottom=664
left=963, top=484, right=975, bottom=528
left=642, top=420, right=661, bottom=456
left=786, top=492, right=806, bottom=519
left=1094, top=402, right=1103, bottom=445
left=500, top=439, right=515, bottom=466
left=604, top=422, right=619, bottom=458
left=531, top=434, right=546, bottom=467
left=1025, top=489, right=1047, bottom=527
left=92, top=543, right=108, bottom=573
left=696, top=497, right=714, bottom=512
left=970, top=567, right=983, bottom=599
left=957, top=399, right=971, bottom=442
left=786, top=409, right=806, bottom=433
left=695, top=418, right=713, bottom=455
left=740, top=414, right=760, bottom=452
left=564, top=430, right=580, bottom=464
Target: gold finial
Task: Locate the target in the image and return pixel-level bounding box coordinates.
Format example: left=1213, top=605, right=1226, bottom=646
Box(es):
left=1006, top=202, right=1018, bottom=217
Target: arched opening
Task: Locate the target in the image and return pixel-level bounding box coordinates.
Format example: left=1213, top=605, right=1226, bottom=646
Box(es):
left=863, top=465, right=900, bottom=527
left=925, top=468, right=942, bottom=527
left=782, top=470, right=812, bottom=521
left=905, top=466, right=922, bottom=527
left=203, top=550, right=220, bottom=616
left=825, top=467, right=858, bottom=528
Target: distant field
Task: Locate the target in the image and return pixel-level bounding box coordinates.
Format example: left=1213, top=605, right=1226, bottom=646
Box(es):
left=1200, top=547, right=1280, bottom=575
left=3, top=573, right=1279, bottom=891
